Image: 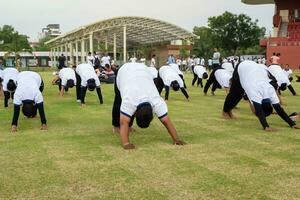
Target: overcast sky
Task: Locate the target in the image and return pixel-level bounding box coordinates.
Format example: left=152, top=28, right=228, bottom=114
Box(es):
left=0, top=0, right=274, bottom=42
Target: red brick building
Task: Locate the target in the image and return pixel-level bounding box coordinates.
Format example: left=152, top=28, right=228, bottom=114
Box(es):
left=243, top=0, right=300, bottom=69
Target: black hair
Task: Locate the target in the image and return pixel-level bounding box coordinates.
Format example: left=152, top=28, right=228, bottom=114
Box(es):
left=87, top=79, right=96, bottom=91
left=279, top=83, right=287, bottom=91
left=203, top=72, right=208, bottom=79
left=136, top=103, right=153, bottom=128
left=66, top=79, right=75, bottom=88
left=171, top=81, right=180, bottom=91
left=262, top=101, right=273, bottom=117
left=22, top=101, right=37, bottom=118
left=7, top=79, right=16, bottom=92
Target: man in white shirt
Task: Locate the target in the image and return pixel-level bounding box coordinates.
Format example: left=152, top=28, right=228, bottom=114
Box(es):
left=192, top=65, right=208, bottom=88
left=221, top=60, right=234, bottom=74
left=52, top=67, right=76, bottom=96
left=150, top=55, right=156, bottom=68
left=158, top=65, right=189, bottom=101
left=2, top=67, right=19, bottom=108
left=212, top=48, right=221, bottom=69
left=75, top=63, right=103, bottom=106
left=87, top=52, right=94, bottom=66
left=101, top=54, right=111, bottom=67
left=204, top=68, right=232, bottom=95
left=267, top=64, right=296, bottom=96
left=208, top=58, right=213, bottom=71
left=112, top=63, right=186, bottom=149
left=223, top=61, right=299, bottom=131
left=11, top=71, right=47, bottom=132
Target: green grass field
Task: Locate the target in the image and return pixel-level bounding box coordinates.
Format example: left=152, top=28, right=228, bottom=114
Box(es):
left=0, top=71, right=299, bottom=200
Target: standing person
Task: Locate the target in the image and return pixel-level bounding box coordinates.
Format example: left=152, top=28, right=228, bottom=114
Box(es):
left=192, top=65, right=208, bottom=88
left=75, top=63, right=103, bottom=106
left=0, top=68, right=3, bottom=96
left=101, top=53, right=111, bottom=67
left=2, top=67, right=19, bottom=108
left=283, top=64, right=293, bottom=81
left=112, top=63, right=186, bottom=149
left=267, top=64, right=297, bottom=96
left=204, top=68, right=232, bottom=95
left=176, top=58, right=182, bottom=70
left=0, top=60, right=4, bottom=70
left=181, top=58, right=187, bottom=71
left=208, top=58, right=213, bottom=71
left=52, top=67, right=76, bottom=96
left=270, top=52, right=280, bottom=65
left=167, top=54, right=175, bottom=64
left=58, top=54, right=66, bottom=70
left=87, top=52, right=94, bottom=66
left=150, top=55, right=156, bottom=68
left=222, top=61, right=300, bottom=131
left=212, top=48, right=221, bottom=69
left=11, top=71, right=47, bottom=133
left=158, top=65, right=189, bottom=101
left=93, top=51, right=101, bottom=70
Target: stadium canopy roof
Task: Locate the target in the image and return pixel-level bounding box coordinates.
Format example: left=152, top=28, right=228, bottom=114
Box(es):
left=46, top=16, right=196, bottom=48
left=241, top=0, right=274, bottom=5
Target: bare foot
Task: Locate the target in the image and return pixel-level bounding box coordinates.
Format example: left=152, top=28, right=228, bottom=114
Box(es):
left=222, top=112, right=232, bottom=119
left=123, top=143, right=135, bottom=150
left=41, top=124, right=48, bottom=131
left=112, top=126, right=120, bottom=133
left=11, top=125, right=17, bottom=133
left=265, top=127, right=277, bottom=132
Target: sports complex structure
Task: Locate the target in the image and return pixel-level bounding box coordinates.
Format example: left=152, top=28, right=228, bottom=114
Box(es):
left=46, top=16, right=195, bottom=66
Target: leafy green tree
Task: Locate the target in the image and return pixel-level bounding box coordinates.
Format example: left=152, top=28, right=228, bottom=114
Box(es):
left=192, top=26, right=214, bottom=59
left=34, top=36, right=52, bottom=51
left=207, top=11, right=266, bottom=55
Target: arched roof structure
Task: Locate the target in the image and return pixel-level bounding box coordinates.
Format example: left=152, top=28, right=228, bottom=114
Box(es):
left=46, top=16, right=195, bottom=47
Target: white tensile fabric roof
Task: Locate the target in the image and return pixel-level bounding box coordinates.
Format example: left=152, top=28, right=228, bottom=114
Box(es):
left=46, top=16, right=195, bottom=47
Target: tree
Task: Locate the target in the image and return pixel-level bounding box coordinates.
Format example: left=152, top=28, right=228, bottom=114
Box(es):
left=34, top=36, right=52, bottom=51
left=192, top=26, right=214, bottom=59
left=207, top=11, right=266, bottom=55
left=0, top=25, right=31, bottom=68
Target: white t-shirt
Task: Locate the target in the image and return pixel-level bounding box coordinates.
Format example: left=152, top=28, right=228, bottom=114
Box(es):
left=284, top=69, right=292, bottom=78
left=87, top=55, right=94, bottom=66
left=159, top=65, right=184, bottom=88
left=101, top=56, right=111, bottom=66
left=194, top=58, right=200, bottom=65
left=193, top=65, right=207, bottom=78
left=268, top=65, right=291, bottom=86
left=14, top=71, right=43, bottom=105
left=76, top=64, right=100, bottom=87
left=208, top=59, right=213, bottom=66
left=59, top=68, right=76, bottom=86
left=212, top=52, right=220, bottom=64
left=222, top=62, right=234, bottom=74
left=176, top=59, right=182, bottom=66
left=215, top=69, right=232, bottom=88
left=200, top=58, right=205, bottom=66
left=169, top=63, right=183, bottom=76
left=148, top=66, right=158, bottom=79
left=2, top=68, right=19, bottom=91
left=150, top=58, right=156, bottom=67
left=117, top=63, right=168, bottom=118
left=238, top=61, right=279, bottom=104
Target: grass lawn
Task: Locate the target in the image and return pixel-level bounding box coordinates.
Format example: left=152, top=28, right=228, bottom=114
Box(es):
left=0, top=70, right=299, bottom=200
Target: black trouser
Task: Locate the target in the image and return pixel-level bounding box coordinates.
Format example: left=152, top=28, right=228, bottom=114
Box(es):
left=112, top=72, right=134, bottom=127
left=156, top=75, right=165, bottom=95
left=203, top=68, right=222, bottom=94
left=192, top=73, right=203, bottom=87
left=75, top=72, right=81, bottom=100
left=212, top=63, right=220, bottom=69
left=4, top=91, right=14, bottom=108
left=288, top=85, right=296, bottom=96
left=179, top=74, right=187, bottom=88
left=223, top=65, right=244, bottom=113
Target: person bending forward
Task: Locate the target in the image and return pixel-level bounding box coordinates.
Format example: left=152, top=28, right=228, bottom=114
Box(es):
left=112, top=63, right=186, bottom=149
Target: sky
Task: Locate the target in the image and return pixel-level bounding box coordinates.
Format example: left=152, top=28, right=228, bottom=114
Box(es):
left=0, top=0, right=275, bottom=42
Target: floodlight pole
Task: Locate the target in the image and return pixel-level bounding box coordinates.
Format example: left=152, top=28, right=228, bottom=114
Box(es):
left=81, top=39, right=85, bottom=63
left=75, top=40, right=79, bottom=65
left=123, top=25, right=127, bottom=63
left=113, top=33, right=117, bottom=61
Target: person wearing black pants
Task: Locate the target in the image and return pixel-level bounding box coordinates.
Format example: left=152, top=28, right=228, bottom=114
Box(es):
left=11, top=71, right=47, bottom=132
left=75, top=63, right=103, bottom=106
left=204, top=67, right=231, bottom=95
left=192, top=65, right=208, bottom=88
left=223, top=61, right=300, bottom=131
left=112, top=63, right=185, bottom=149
